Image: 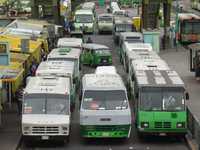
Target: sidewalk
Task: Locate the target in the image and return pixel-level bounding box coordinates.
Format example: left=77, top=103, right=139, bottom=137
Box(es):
left=0, top=103, right=21, bottom=150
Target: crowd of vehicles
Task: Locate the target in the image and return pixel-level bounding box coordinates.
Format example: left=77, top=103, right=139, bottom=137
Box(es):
left=0, top=0, right=197, bottom=146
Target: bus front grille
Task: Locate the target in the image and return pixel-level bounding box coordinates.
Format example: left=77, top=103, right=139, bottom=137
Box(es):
left=154, top=122, right=171, bottom=128
left=155, top=122, right=162, bottom=128
left=32, top=126, right=59, bottom=134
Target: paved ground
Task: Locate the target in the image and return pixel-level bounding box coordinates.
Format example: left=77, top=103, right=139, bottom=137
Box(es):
left=0, top=103, right=21, bottom=150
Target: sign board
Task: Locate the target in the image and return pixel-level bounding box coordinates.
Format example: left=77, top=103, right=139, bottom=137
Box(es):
left=0, top=42, right=10, bottom=65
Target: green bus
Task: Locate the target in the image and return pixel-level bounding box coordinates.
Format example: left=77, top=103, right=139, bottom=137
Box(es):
left=82, top=43, right=112, bottom=67
left=132, top=69, right=189, bottom=136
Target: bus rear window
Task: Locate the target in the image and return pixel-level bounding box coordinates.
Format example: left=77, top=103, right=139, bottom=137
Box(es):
left=182, top=21, right=200, bottom=34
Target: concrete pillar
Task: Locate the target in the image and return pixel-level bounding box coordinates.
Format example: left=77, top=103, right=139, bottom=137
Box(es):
left=52, top=0, right=60, bottom=25
left=142, top=0, right=160, bottom=29
left=163, top=2, right=171, bottom=49
left=31, top=0, right=39, bottom=18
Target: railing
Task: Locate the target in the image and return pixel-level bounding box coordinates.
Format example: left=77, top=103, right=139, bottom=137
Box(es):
left=187, top=107, right=200, bottom=149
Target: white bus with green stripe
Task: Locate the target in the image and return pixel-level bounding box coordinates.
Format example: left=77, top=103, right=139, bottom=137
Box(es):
left=80, top=74, right=131, bottom=138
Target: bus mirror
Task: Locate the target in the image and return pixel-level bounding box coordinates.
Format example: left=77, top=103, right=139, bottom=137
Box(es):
left=185, top=92, right=189, bottom=100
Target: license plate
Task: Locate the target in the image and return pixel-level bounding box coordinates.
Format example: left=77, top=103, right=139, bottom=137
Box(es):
left=102, top=132, right=109, bottom=137
left=41, top=135, right=49, bottom=140
left=159, top=133, right=166, bottom=136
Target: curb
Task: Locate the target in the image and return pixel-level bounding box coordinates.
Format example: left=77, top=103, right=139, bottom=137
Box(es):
left=185, top=134, right=198, bottom=150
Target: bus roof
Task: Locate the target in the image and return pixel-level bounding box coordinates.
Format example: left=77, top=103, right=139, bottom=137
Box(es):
left=75, top=9, right=93, bottom=15
left=120, top=32, right=143, bottom=41
left=82, top=43, right=109, bottom=50
left=124, top=42, right=153, bottom=52
left=178, top=13, right=200, bottom=20
left=95, top=66, right=117, bottom=75
left=36, top=61, right=74, bottom=77
left=48, top=47, right=81, bottom=60
left=82, top=2, right=95, bottom=10
left=24, top=76, right=70, bottom=94
left=135, top=70, right=185, bottom=88
left=114, top=17, right=132, bottom=24
left=57, top=37, right=82, bottom=48
left=131, top=59, right=170, bottom=71
left=82, top=74, right=126, bottom=91
left=127, top=50, right=160, bottom=61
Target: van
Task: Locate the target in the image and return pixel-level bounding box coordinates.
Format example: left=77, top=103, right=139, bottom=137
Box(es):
left=80, top=74, right=131, bottom=138
left=97, top=13, right=113, bottom=33
left=82, top=43, right=112, bottom=67
left=22, top=76, right=72, bottom=142
left=74, top=9, right=95, bottom=33
left=113, top=17, right=133, bottom=44
left=119, top=32, right=143, bottom=48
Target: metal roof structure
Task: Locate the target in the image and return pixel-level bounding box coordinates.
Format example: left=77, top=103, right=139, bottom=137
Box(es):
left=24, top=76, right=70, bottom=94
left=82, top=74, right=126, bottom=91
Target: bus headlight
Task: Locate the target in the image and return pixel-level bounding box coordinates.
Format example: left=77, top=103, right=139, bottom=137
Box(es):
left=141, top=122, right=149, bottom=128
left=62, top=126, right=68, bottom=131
left=23, top=126, right=30, bottom=131
left=176, top=122, right=185, bottom=128
left=23, top=126, right=31, bottom=134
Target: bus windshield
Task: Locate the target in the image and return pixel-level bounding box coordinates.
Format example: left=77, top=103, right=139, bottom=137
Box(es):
left=98, top=17, right=113, bottom=22
left=140, top=88, right=185, bottom=111
left=75, top=14, right=93, bottom=23
left=94, top=49, right=110, bottom=54
left=115, top=24, right=132, bottom=32
left=182, top=20, right=200, bottom=34
left=23, top=94, right=69, bottom=115
left=82, top=90, right=128, bottom=110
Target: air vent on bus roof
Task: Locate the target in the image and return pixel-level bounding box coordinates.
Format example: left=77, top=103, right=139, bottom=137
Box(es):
left=58, top=48, right=71, bottom=53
